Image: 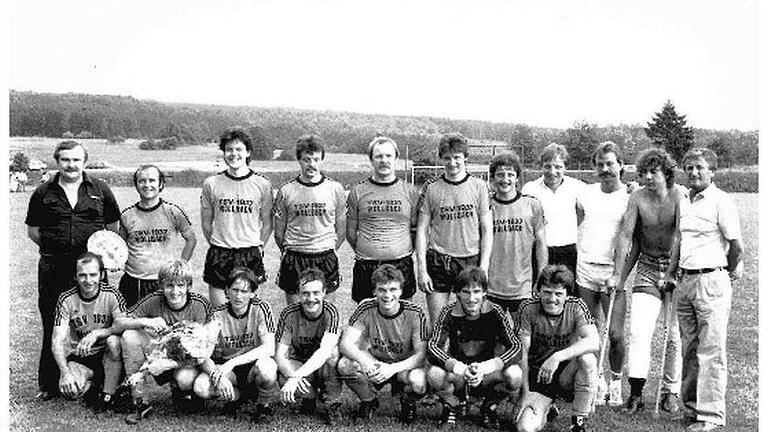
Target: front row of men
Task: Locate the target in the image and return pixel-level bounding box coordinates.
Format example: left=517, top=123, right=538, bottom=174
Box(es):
left=55, top=253, right=598, bottom=431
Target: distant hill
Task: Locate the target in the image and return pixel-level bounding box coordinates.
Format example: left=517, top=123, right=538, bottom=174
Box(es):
left=9, top=90, right=758, bottom=167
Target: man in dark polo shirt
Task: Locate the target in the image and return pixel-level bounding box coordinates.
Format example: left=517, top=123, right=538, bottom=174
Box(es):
left=26, top=140, right=121, bottom=400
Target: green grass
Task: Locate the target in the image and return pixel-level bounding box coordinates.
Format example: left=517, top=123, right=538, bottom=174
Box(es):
left=8, top=188, right=758, bottom=431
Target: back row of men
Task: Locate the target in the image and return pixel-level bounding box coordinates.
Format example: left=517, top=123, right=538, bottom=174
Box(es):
left=26, top=130, right=742, bottom=432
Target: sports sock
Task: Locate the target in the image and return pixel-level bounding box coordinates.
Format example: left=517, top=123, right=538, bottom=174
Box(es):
left=628, top=377, right=645, bottom=397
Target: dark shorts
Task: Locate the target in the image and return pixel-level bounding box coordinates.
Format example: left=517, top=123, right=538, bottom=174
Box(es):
left=214, top=358, right=256, bottom=387
left=204, top=245, right=266, bottom=289
left=532, top=244, right=577, bottom=295
left=278, top=249, right=339, bottom=294
left=67, top=353, right=105, bottom=385
left=118, top=273, right=160, bottom=309
left=528, top=362, right=574, bottom=402
left=426, top=249, right=479, bottom=293
left=487, top=296, right=528, bottom=318
left=352, top=255, right=416, bottom=303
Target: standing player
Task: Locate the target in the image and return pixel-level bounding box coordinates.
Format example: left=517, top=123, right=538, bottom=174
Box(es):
left=427, top=266, right=522, bottom=429
left=338, top=264, right=430, bottom=424
left=274, top=268, right=343, bottom=425
left=671, top=148, right=743, bottom=431
left=201, top=128, right=273, bottom=307
left=515, top=265, right=599, bottom=432
left=575, top=141, right=629, bottom=406
left=521, top=143, right=585, bottom=283
left=347, top=136, right=419, bottom=303
left=274, top=134, right=346, bottom=305
left=416, top=132, right=493, bottom=323
left=120, top=164, right=197, bottom=307
left=610, top=148, right=684, bottom=414
left=487, top=152, right=547, bottom=319
left=52, top=252, right=127, bottom=410
left=193, top=268, right=278, bottom=421
left=117, top=260, right=214, bottom=424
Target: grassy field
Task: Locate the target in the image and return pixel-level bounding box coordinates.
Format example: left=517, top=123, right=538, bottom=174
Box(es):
left=8, top=188, right=758, bottom=432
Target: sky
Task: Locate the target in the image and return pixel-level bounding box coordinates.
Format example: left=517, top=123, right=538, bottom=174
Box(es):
left=7, top=0, right=759, bottom=130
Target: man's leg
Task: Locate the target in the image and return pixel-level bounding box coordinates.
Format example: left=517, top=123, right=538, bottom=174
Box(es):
left=559, top=354, right=597, bottom=429
left=661, top=289, right=682, bottom=398
left=516, top=391, right=554, bottom=432
left=102, top=335, right=123, bottom=396
left=676, top=275, right=700, bottom=418
left=37, top=255, right=74, bottom=396
left=601, top=287, right=626, bottom=405
left=576, top=284, right=607, bottom=404
left=626, top=292, right=661, bottom=410
left=207, top=285, right=227, bottom=308
left=338, top=356, right=380, bottom=419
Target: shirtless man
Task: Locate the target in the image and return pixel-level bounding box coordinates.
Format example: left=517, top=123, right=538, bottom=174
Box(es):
left=610, top=148, right=685, bottom=414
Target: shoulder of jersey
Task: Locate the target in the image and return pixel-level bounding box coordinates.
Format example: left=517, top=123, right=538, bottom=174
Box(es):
left=352, top=177, right=370, bottom=189
left=421, top=175, right=442, bottom=190
left=212, top=303, right=228, bottom=313
left=401, top=300, right=425, bottom=314
left=278, top=302, right=302, bottom=319
left=564, top=296, right=590, bottom=313
left=57, top=286, right=80, bottom=302
left=518, top=297, right=540, bottom=313
left=120, top=202, right=140, bottom=216
left=188, top=292, right=211, bottom=305
left=277, top=176, right=300, bottom=191
left=356, top=298, right=378, bottom=311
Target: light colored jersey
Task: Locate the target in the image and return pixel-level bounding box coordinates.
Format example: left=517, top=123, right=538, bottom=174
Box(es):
left=200, top=170, right=273, bottom=249
left=276, top=301, right=340, bottom=362
left=54, top=283, right=127, bottom=354
left=679, top=183, right=742, bottom=269
left=346, top=177, right=418, bottom=260
left=121, top=199, right=192, bottom=280
left=274, top=175, right=346, bottom=253
left=348, top=299, right=429, bottom=363
left=129, top=291, right=213, bottom=325
left=521, top=176, right=585, bottom=247
left=516, top=297, right=595, bottom=370
left=488, top=193, right=545, bottom=301
left=212, top=298, right=275, bottom=361
left=576, top=183, right=629, bottom=264
left=417, top=174, right=490, bottom=257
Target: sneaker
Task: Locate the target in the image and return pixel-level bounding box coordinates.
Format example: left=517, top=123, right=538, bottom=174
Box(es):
left=594, top=379, right=607, bottom=406
left=480, top=405, right=500, bottom=429
left=457, top=400, right=468, bottom=418
left=325, top=403, right=343, bottom=426
left=251, top=403, right=273, bottom=422
left=356, top=398, right=379, bottom=420
left=125, top=401, right=153, bottom=425
left=660, top=393, right=680, bottom=414
left=400, top=400, right=417, bottom=424
left=568, top=415, right=587, bottom=432
left=35, top=389, right=59, bottom=401
left=607, top=379, right=623, bottom=406
left=621, top=395, right=645, bottom=414
left=438, top=405, right=457, bottom=428
left=686, top=421, right=723, bottom=431
left=92, top=392, right=114, bottom=412
left=546, top=403, right=560, bottom=423
left=298, top=397, right=317, bottom=415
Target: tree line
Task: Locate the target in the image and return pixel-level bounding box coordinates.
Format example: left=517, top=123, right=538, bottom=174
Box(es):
left=9, top=90, right=757, bottom=167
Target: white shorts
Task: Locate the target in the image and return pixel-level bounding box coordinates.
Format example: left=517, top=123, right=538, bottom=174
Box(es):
left=576, top=261, right=614, bottom=292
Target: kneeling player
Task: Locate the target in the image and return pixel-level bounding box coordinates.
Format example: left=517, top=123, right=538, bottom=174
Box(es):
left=338, top=264, right=430, bottom=424
left=117, top=260, right=213, bottom=424
left=193, top=267, right=278, bottom=421
left=427, top=266, right=522, bottom=429
left=52, top=252, right=127, bottom=410
left=515, top=265, right=599, bottom=432
left=274, top=268, right=343, bottom=425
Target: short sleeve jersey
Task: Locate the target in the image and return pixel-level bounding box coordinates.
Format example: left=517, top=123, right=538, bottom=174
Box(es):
left=276, top=301, right=340, bottom=362
left=417, top=174, right=490, bottom=257
left=274, top=175, right=346, bottom=253
left=428, top=300, right=520, bottom=370
left=54, top=283, right=127, bottom=354
left=212, top=299, right=275, bottom=361
left=120, top=199, right=192, bottom=280
left=129, top=291, right=213, bottom=325
left=576, top=183, right=629, bottom=264
left=679, top=183, right=742, bottom=269
left=348, top=299, right=429, bottom=363
left=488, top=193, right=545, bottom=300
left=516, top=297, right=595, bottom=370
left=200, top=170, right=273, bottom=249
left=521, top=176, right=584, bottom=247
left=346, top=177, right=418, bottom=260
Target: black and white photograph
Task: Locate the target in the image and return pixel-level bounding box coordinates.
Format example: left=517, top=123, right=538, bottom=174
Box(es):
left=5, top=0, right=760, bottom=431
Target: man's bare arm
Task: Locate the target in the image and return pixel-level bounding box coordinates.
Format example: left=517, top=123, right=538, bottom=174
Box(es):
left=27, top=226, right=41, bottom=246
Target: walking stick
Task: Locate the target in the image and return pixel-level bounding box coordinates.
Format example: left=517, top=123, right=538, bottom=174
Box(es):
left=653, top=290, right=673, bottom=418
left=595, top=287, right=617, bottom=406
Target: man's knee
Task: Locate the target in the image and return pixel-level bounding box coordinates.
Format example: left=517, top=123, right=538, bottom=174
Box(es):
left=504, top=364, right=523, bottom=391
left=516, top=407, right=544, bottom=432
left=105, top=335, right=122, bottom=359
left=427, top=365, right=448, bottom=389
left=336, top=356, right=360, bottom=376
left=193, top=372, right=215, bottom=399
left=407, top=368, right=427, bottom=394
left=121, top=329, right=144, bottom=352
left=253, top=357, right=278, bottom=385
left=174, top=366, right=199, bottom=391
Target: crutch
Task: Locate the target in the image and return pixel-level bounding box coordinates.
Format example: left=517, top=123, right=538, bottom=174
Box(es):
left=595, top=287, right=617, bottom=407
left=653, top=289, right=673, bottom=418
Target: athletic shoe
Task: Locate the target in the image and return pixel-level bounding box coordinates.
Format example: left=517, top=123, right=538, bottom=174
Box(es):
left=457, top=400, right=468, bottom=417
left=546, top=403, right=560, bottom=422
left=251, top=403, right=273, bottom=423
left=438, top=405, right=457, bottom=428
left=325, top=403, right=343, bottom=426
left=298, top=397, right=317, bottom=415
left=92, top=392, right=114, bottom=412
left=125, top=401, right=153, bottom=425
left=479, top=404, right=500, bottom=429
left=594, top=379, right=607, bottom=406
left=621, top=395, right=645, bottom=414
left=660, top=393, right=680, bottom=414
left=35, top=390, right=58, bottom=401
left=686, top=421, right=723, bottom=431
left=400, top=400, right=417, bottom=424
left=356, top=398, right=379, bottom=420
left=568, top=415, right=587, bottom=432
left=607, top=379, right=623, bottom=406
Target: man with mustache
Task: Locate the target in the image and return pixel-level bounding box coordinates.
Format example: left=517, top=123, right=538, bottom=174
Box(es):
left=575, top=141, right=629, bottom=407
left=347, top=136, right=419, bottom=304
left=26, top=140, right=121, bottom=401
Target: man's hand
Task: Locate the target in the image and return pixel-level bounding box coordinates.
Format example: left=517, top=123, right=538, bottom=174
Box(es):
left=465, top=363, right=483, bottom=388
left=730, top=262, right=744, bottom=281
left=211, top=363, right=233, bottom=387
left=75, top=331, right=101, bottom=357
left=215, top=374, right=237, bottom=401
left=58, top=370, right=80, bottom=399
left=537, top=354, right=562, bottom=385
left=418, top=271, right=434, bottom=293
left=605, top=275, right=621, bottom=292
left=143, top=317, right=168, bottom=334
left=657, top=275, right=677, bottom=292
left=369, top=363, right=397, bottom=384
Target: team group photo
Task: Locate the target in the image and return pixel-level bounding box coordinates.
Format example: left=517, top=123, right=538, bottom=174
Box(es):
left=6, top=1, right=759, bottom=432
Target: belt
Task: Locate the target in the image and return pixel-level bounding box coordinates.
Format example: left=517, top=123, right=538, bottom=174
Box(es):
left=680, top=267, right=726, bottom=275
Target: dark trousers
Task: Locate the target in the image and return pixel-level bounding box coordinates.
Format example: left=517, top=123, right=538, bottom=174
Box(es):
left=37, top=254, right=78, bottom=393
left=532, top=244, right=578, bottom=295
